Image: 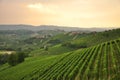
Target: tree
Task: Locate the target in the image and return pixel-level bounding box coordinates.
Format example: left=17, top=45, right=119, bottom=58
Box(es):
left=8, top=52, right=25, bottom=66
left=44, top=45, right=48, bottom=51
left=8, top=53, right=17, bottom=66
left=17, top=52, right=25, bottom=63
left=0, top=54, right=8, bottom=65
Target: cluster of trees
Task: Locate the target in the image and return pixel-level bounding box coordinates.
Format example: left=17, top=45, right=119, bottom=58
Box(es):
left=0, top=54, right=9, bottom=65
left=8, top=52, right=25, bottom=66
left=47, top=39, right=61, bottom=45
left=61, top=42, right=87, bottom=49
left=0, top=47, right=14, bottom=51
left=0, top=52, right=25, bottom=66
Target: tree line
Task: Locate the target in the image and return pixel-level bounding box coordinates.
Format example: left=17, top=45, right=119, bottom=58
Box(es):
left=0, top=52, right=25, bottom=66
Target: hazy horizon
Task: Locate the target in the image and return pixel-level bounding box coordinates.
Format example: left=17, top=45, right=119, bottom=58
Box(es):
left=0, top=0, right=120, bottom=28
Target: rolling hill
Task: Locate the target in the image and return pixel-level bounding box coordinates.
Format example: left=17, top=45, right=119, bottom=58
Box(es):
left=30, top=28, right=120, bottom=56
left=0, top=25, right=109, bottom=32
left=0, top=38, right=120, bottom=80
left=0, top=28, right=120, bottom=80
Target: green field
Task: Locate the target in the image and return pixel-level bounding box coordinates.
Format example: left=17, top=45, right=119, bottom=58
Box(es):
left=30, top=44, right=75, bottom=56
left=0, top=28, right=120, bottom=80
left=0, top=39, right=120, bottom=80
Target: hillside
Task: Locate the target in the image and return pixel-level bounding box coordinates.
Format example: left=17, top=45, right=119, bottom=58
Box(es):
left=0, top=38, right=120, bottom=80
left=0, top=28, right=120, bottom=80
left=0, top=26, right=117, bottom=55
left=0, top=25, right=108, bottom=32
left=30, top=44, right=75, bottom=56
left=62, top=28, right=120, bottom=48
left=30, top=28, right=120, bottom=55
left=0, top=29, right=64, bottom=51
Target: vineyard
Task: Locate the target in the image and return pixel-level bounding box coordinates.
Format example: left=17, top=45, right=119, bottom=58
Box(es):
left=0, top=28, right=120, bottom=80
left=12, top=39, right=119, bottom=80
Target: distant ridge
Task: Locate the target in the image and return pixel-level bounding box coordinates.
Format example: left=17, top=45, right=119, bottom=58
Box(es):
left=0, top=24, right=110, bottom=32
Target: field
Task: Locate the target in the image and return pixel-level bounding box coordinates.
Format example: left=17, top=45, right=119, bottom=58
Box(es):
left=23, top=39, right=120, bottom=80
left=0, top=38, right=120, bottom=80
left=0, top=28, right=120, bottom=80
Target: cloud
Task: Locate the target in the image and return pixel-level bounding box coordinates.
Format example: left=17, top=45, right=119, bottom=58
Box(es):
left=27, top=3, right=58, bottom=14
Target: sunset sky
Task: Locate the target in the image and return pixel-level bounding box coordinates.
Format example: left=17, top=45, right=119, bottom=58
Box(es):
left=0, top=0, right=120, bottom=28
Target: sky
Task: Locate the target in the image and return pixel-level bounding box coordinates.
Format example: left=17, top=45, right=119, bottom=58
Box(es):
left=0, top=0, right=120, bottom=28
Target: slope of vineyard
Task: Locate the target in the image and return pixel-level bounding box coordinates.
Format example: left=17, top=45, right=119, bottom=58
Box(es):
left=31, top=28, right=120, bottom=55
left=30, top=44, right=75, bottom=55
left=0, top=38, right=120, bottom=80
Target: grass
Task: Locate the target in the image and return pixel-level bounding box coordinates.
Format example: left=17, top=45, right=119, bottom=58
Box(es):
left=0, top=55, right=58, bottom=80
left=30, top=44, right=75, bottom=56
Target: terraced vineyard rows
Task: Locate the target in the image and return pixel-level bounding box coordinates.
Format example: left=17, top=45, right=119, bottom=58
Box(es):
left=18, top=39, right=120, bottom=80
left=0, top=39, right=120, bottom=80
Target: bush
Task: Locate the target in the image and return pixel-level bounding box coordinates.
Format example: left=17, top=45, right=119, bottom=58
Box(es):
left=116, top=39, right=119, bottom=43
left=107, top=42, right=110, bottom=45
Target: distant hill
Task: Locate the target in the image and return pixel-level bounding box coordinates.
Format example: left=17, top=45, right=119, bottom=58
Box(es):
left=0, top=24, right=109, bottom=32
left=29, top=28, right=120, bottom=56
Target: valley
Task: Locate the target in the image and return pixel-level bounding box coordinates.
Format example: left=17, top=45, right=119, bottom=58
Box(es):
left=0, top=25, right=120, bottom=80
